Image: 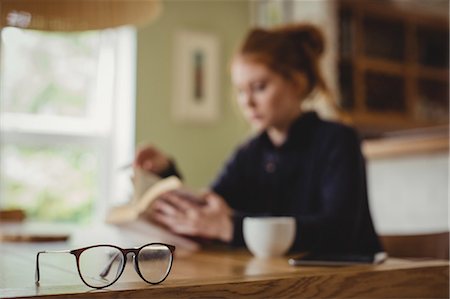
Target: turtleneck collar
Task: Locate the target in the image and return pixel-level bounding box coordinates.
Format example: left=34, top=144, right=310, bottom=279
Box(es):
left=259, top=111, right=320, bottom=150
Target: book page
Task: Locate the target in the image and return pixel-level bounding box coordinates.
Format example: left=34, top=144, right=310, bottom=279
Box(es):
left=106, top=173, right=204, bottom=251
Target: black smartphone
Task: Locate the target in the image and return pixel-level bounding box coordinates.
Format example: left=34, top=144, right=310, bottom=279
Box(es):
left=288, top=252, right=387, bottom=266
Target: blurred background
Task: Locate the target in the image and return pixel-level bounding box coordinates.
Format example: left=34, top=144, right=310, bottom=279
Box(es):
left=0, top=0, right=448, bottom=238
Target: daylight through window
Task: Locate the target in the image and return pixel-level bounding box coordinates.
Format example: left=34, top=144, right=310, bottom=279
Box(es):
left=0, top=27, right=135, bottom=223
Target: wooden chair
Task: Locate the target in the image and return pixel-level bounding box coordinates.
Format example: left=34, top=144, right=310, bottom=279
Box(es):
left=380, top=232, right=449, bottom=260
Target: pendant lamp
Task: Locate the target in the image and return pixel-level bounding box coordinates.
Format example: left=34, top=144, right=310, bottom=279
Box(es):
left=0, top=0, right=161, bottom=31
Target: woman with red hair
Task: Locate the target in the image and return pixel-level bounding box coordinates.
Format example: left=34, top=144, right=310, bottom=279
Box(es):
left=135, top=24, right=382, bottom=254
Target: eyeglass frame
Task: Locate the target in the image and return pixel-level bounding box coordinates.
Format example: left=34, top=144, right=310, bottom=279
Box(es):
left=35, top=242, right=176, bottom=289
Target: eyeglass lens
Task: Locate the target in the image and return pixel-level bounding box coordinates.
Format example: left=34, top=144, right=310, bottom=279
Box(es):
left=78, top=245, right=124, bottom=288
left=136, top=244, right=173, bottom=284
left=77, top=244, right=173, bottom=288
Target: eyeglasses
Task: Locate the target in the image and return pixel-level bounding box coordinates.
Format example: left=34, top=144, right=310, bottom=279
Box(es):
left=35, top=243, right=176, bottom=289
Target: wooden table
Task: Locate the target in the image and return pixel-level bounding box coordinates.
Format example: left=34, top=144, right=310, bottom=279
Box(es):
left=0, top=240, right=448, bottom=299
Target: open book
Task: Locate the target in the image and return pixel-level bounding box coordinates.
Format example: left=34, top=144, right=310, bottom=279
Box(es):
left=107, top=174, right=183, bottom=224
left=106, top=169, right=203, bottom=251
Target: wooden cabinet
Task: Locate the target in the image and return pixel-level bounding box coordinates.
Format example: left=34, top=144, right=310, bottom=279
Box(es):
left=337, top=0, right=449, bottom=136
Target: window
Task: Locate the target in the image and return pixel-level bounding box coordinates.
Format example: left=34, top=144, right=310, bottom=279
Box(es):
left=0, top=26, right=136, bottom=223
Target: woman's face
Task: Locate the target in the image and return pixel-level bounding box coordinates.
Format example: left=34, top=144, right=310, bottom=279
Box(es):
left=231, top=58, right=303, bottom=131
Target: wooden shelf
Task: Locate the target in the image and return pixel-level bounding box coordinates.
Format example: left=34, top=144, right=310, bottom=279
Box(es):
left=350, top=113, right=448, bottom=139
left=360, top=58, right=406, bottom=75
left=338, top=0, right=449, bottom=134
left=362, top=126, right=449, bottom=159
left=340, top=0, right=449, bottom=26
left=363, top=135, right=448, bottom=159
left=415, top=66, right=449, bottom=82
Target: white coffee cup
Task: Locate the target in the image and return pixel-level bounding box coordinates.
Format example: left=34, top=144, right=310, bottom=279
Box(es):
left=243, top=216, right=296, bottom=258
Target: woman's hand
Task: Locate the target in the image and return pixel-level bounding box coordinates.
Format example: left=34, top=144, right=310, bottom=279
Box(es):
left=150, top=191, right=233, bottom=243
left=134, top=144, right=170, bottom=174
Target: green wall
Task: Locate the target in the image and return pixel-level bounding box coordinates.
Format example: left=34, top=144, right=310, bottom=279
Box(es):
left=136, top=0, right=251, bottom=188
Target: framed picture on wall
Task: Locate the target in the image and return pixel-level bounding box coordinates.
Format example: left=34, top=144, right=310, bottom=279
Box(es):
left=172, top=30, right=220, bottom=124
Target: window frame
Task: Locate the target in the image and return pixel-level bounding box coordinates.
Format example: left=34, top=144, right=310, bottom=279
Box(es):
left=0, top=26, right=136, bottom=222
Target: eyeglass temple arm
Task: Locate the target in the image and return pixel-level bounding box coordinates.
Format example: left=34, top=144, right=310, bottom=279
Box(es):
left=99, top=252, right=121, bottom=278
left=35, top=250, right=71, bottom=286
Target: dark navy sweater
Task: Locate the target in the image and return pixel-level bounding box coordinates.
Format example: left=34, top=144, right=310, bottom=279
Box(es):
left=211, top=112, right=382, bottom=254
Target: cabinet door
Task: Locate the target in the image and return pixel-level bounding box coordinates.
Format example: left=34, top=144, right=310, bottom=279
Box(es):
left=363, top=16, right=405, bottom=62
left=365, top=72, right=406, bottom=113
left=417, top=27, right=449, bottom=69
